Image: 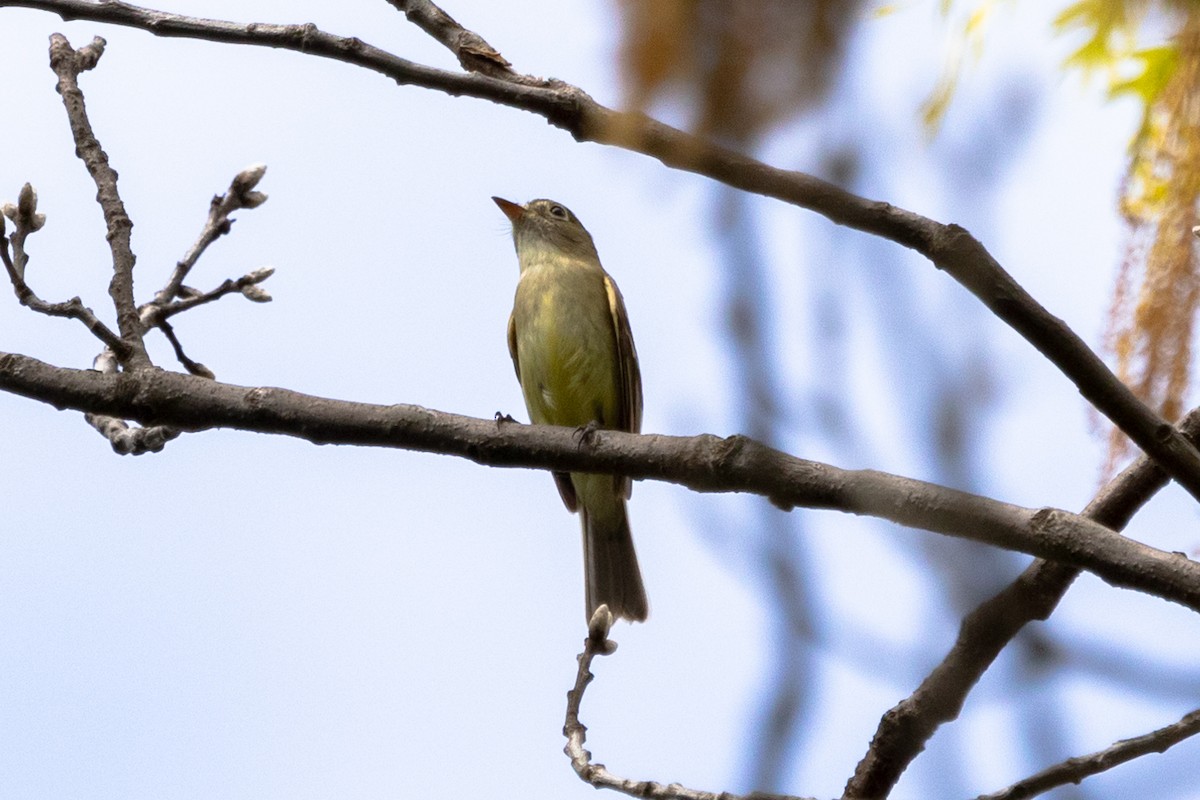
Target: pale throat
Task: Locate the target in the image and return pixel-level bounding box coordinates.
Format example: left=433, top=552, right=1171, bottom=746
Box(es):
left=515, top=234, right=595, bottom=273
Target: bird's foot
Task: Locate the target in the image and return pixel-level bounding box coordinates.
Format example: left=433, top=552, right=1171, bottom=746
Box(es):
left=573, top=420, right=602, bottom=446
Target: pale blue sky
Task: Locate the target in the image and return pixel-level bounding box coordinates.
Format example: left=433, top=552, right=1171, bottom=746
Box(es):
left=1, top=2, right=1197, bottom=799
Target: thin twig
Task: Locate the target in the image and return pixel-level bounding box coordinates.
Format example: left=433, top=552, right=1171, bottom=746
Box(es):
left=8, top=1, right=1200, bottom=508
left=381, top=0, right=515, bottom=78
left=976, top=708, right=1200, bottom=800
left=1, top=193, right=127, bottom=354
left=843, top=408, right=1197, bottom=797
left=47, top=33, right=150, bottom=369
left=151, top=266, right=274, bottom=322
left=156, top=318, right=214, bottom=378
left=563, top=608, right=807, bottom=800
left=3, top=351, right=1200, bottom=615
left=150, top=164, right=268, bottom=308
left=133, top=165, right=270, bottom=377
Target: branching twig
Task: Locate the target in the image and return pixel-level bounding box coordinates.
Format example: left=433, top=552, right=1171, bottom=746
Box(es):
left=0, top=7, right=1194, bottom=795
left=42, top=40, right=272, bottom=445
left=83, top=345, right=180, bottom=454
left=47, top=33, right=150, bottom=369
left=1, top=186, right=127, bottom=353
left=8, top=2, right=1200, bottom=511
left=2, top=351, right=1200, bottom=614
left=152, top=266, right=274, bottom=322
left=382, top=0, right=515, bottom=78
left=129, top=165, right=271, bottom=382
left=976, top=707, right=1200, bottom=800
left=563, top=607, right=807, bottom=800
left=134, top=164, right=273, bottom=376
left=148, top=164, right=268, bottom=310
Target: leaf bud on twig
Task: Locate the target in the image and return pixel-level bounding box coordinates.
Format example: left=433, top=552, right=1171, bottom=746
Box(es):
left=240, top=284, right=272, bottom=303
left=245, top=266, right=275, bottom=283
left=231, top=164, right=268, bottom=208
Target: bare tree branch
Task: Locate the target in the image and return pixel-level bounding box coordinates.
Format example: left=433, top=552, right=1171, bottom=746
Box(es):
left=153, top=266, right=274, bottom=322
left=155, top=318, right=213, bottom=379
left=2, top=351, right=1200, bottom=615
left=6, top=1, right=1200, bottom=511
left=1, top=187, right=126, bottom=353
left=47, top=33, right=150, bottom=368
left=83, top=342, right=181, bottom=453
left=0, top=6, right=1194, bottom=796
left=5, top=1, right=554, bottom=111
left=35, top=42, right=273, bottom=447
left=564, top=608, right=809, bottom=800
left=134, top=163, right=273, bottom=376
left=84, top=410, right=180, bottom=454
left=381, top=0, right=515, bottom=78
left=976, top=708, right=1200, bottom=800
left=843, top=406, right=1200, bottom=798
left=146, top=164, right=269, bottom=311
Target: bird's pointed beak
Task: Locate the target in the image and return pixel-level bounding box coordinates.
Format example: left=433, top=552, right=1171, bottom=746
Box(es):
left=492, top=196, right=524, bottom=223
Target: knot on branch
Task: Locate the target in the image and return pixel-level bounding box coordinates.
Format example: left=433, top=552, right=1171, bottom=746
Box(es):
left=294, top=22, right=320, bottom=52
left=1029, top=506, right=1065, bottom=534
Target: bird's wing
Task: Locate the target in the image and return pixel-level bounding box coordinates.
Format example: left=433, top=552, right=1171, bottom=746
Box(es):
left=605, top=273, right=643, bottom=499
left=506, top=310, right=520, bottom=379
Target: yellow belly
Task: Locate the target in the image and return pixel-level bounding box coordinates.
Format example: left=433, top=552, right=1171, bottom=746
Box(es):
left=513, top=262, right=619, bottom=430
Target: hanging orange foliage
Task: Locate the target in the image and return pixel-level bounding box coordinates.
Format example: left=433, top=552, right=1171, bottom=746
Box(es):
left=1100, top=5, right=1200, bottom=471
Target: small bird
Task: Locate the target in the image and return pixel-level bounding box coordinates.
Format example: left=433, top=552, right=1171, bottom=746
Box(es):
left=494, top=196, right=648, bottom=623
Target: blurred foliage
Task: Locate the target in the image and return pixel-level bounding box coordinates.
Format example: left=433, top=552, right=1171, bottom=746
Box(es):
left=613, top=0, right=1200, bottom=475
left=613, top=0, right=864, bottom=143
left=1092, top=7, right=1199, bottom=469
left=921, top=0, right=1014, bottom=130
left=1057, top=0, right=1200, bottom=471
left=909, top=0, right=1200, bottom=473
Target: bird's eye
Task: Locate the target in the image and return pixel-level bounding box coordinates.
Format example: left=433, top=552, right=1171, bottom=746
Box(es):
left=549, top=205, right=567, bottom=219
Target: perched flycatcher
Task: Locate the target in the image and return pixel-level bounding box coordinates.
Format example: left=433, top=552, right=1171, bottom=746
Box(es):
left=493, top=197, right=648, bottom=623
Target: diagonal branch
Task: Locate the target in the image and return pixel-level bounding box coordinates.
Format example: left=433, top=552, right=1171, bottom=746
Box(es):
left=4, top=350, right=1200, bottom=615
left=156, top=318, right=213, bottom=379
left=6, top=2, right=1200, bottom=509
left=148, top=164, right=268, bottom=310
left=381, top=0, right=515, bottom=78
left=976, top=707, right=1200, bottom=800
left=47, top=32, right=150, bottom=369
left=843, top=406, right=1200, bottom=798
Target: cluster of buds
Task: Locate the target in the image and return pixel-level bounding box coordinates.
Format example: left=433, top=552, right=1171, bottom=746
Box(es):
left=230, top=163, right=268, bottom=210
left=2, top=183, right=47, bottom=235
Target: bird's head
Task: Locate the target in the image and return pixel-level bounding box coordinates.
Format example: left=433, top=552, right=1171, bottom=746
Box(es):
left=493, top=197, right=599, bottom=262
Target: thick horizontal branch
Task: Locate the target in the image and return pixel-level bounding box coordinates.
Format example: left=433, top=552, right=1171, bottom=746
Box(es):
left=4, top=0, right=1199, bottom=506
left=4, top=350, right=1200, bottom=613
left=2, top=0, right=573, bottom=117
